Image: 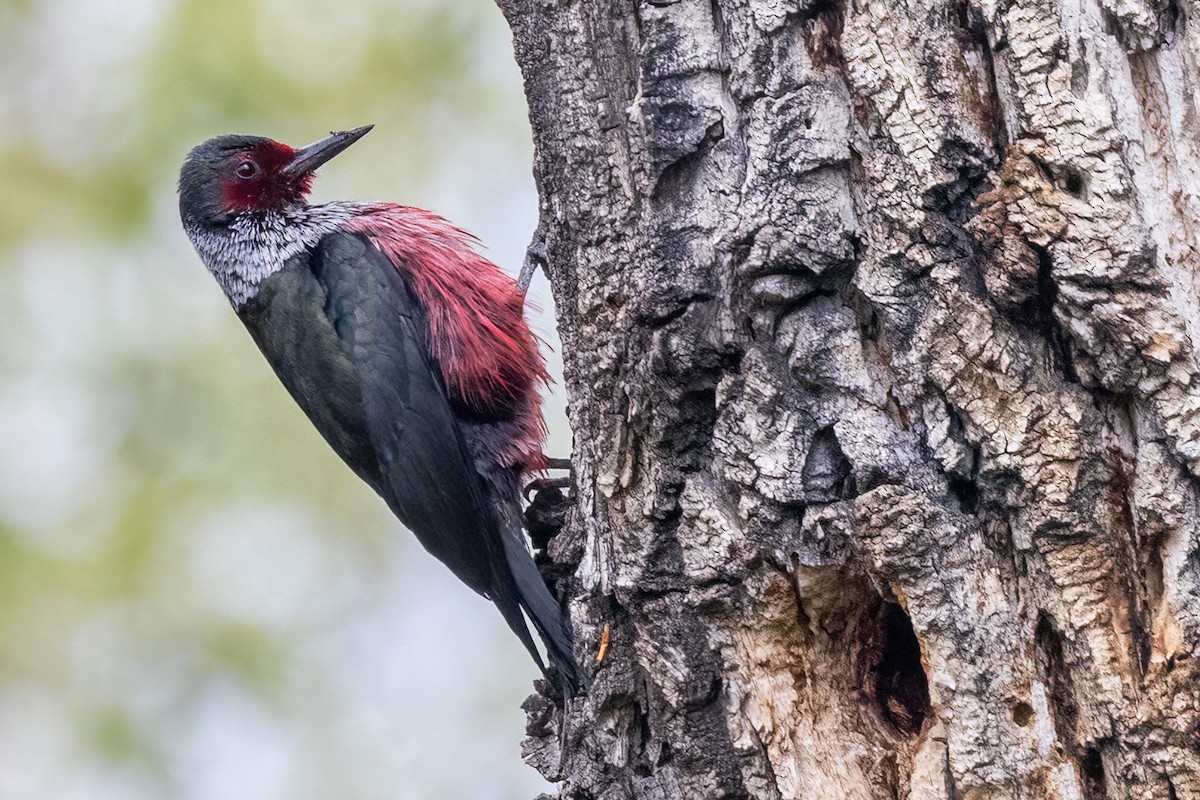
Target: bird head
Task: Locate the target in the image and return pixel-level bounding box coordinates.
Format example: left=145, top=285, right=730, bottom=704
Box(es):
left=178, top=125, right=372, bottom=227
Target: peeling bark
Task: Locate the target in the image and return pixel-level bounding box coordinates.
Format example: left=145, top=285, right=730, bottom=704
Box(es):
left=499, top=0, right=1200, bottom=796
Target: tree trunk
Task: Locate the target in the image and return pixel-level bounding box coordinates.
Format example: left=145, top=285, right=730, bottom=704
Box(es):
left=499, top=0, right=1200, bottom=796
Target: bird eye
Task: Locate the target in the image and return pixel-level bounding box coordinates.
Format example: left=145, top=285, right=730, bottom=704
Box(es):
left=235, top=160, right=260, bottom=179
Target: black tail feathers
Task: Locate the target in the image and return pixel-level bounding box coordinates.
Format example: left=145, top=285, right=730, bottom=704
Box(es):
left=482, top=466, right=582, bottom=696
left=523, top=584, right=581, bottom=695
left=496, top=527, right=582, bottom=696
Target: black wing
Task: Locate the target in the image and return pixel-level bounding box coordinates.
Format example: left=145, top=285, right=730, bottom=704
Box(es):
left=240, top=232, right=496, bottom=594
left=313, top=233, right=503, bottom=596
left=238, top=232, right=575, bottom=687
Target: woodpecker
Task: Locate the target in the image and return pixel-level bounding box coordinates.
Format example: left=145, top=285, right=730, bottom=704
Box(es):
left=178, top=126, right=578, bottom=692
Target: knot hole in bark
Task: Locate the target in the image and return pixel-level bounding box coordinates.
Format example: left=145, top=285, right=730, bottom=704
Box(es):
left=944, top=402, right=982, bottom=515
left=1035, top=612, right=1079, bottom=738
left=1080, top=747, right=1112, bottom=800
left=859, top=602, right=932, bottom=735
left=1036, top=612, right=1111, bottom=799
left=802, top=426, right=856, bottom=501
left=1030, top=243, right=1080, bottom=383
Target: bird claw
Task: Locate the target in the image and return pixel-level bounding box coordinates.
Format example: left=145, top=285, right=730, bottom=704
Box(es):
left=524, top=476, right=571, bottom=502
left=524, top=455, right=572, bottom=501
left=524, top=457, right=573, bottom=548
left=524, top=482, right=570, bottom=553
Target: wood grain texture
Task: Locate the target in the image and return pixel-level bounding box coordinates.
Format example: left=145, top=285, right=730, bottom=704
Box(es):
left=499, top=0, right=1200, bottom=796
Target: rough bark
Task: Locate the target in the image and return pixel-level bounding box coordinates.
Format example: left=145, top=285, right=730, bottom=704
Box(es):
left=499, top=0, right=1200, bottom=797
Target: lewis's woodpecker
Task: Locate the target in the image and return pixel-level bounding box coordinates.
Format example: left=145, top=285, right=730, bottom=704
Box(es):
left=178, top=126, right=578, bottom=692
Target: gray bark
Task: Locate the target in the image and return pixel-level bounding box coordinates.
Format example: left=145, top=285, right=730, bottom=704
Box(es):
left=499, top=0, right=1200, bottom=797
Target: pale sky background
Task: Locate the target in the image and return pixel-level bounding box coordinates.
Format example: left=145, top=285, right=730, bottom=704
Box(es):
left=0, top=0, right=565, bottom=797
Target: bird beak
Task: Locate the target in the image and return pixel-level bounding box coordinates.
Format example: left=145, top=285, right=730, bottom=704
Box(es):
left=281, top=125, right=373, bottom=179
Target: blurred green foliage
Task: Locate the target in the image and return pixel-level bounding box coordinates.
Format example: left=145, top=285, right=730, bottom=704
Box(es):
left=0, top=0, right=555, bottom=797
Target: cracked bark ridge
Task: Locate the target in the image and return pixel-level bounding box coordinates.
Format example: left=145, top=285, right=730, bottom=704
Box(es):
left=497, top=0, right=1200, bottom=796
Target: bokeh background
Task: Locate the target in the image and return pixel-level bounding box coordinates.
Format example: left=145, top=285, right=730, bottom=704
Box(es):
left=0, top=1, right=565, bottom=797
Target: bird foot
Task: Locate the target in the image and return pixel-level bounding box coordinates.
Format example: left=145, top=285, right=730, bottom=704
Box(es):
left=525, top=484, right=570, bottom=553
left=524, top=455, right=572, bottom=500
left=523, top=475, right=571, bottom=501
left=524, top=456, right=574, bottom=552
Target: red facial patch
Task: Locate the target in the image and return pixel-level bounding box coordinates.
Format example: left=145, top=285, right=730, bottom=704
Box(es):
left=220, top=140, right=311, bottom=213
